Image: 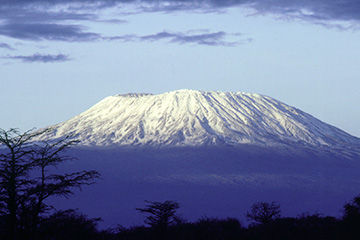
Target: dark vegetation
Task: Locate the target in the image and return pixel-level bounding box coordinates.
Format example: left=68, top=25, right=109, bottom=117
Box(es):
left=1, top=128, right=360, bottom=240
left=0, top=128, right=100, bottom=240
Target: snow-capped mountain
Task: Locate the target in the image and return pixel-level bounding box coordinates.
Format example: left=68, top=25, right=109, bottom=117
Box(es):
left=40, top=89, right=360, bottom=150
left=34, top=89, right=360, bottom=228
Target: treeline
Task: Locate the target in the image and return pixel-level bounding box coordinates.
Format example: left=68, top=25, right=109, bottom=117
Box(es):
left=1, top=197, right=359, bottom=240
left=1, top=128, right=360, bottom=240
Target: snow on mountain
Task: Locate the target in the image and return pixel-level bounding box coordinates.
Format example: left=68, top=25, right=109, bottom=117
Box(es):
left=39, top=89, right=360, bottom=150
left=33, top=89, right=360, bottom=228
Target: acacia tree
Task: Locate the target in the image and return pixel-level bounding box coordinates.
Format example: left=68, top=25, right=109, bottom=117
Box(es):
left=0, top=128, right=100, bottom=240
left=136, top=200, right=180, bottom=240
left=246, top=201, right=281, bottom=225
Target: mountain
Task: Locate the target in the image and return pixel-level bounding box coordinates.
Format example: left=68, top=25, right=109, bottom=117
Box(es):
left=39, top=89, right=360, bottom=153
left=36, top=90, right=360, bottom=228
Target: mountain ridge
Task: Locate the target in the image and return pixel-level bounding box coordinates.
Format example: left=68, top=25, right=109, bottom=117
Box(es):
left=38, top=90, right=360, bottom=154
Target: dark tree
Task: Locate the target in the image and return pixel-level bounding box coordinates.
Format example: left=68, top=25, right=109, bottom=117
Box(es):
left=343, top=195, right=360, bottom=221
left=246, top=201, right=281, bottom=225
left=0, top=128, right=100, bottom=240
left=37, top=209, right=101, bottom=240
left=191, top=217, right=244, bottom=240
left=136, top=200, right=180, bottom=240
left=341, top=195, right=360, bottom=239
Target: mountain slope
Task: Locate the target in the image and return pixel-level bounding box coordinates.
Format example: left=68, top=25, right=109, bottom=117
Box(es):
left=39, top=90, right=360, bottom=151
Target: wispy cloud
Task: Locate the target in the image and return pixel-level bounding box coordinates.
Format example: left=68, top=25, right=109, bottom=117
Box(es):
left=0, top=0, right=359, bottom=44
left=2, top=1, right=359, bottom=23
left=0, top=23, right=100, bottom=42
left=0, top=42, right=14, bottom=50
left=0, top=5, right=104, bottom=42
left=108, top=30, right=252, bottom=46
left=98, top=18, right=128, bottom=24
left=248, top=0, right=360, bottom=29
left=4, top=53, right=71, bottom=63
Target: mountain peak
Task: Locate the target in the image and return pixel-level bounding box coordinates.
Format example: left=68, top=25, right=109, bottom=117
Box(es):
left=39, top=90, right=360, bottom=151
left=115, top=93, right=153, bottom=98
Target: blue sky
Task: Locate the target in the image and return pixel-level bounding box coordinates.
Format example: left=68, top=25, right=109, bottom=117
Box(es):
left=1, top=0, right=360, bottom=137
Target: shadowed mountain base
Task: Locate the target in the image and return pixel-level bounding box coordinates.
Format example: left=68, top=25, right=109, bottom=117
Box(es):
left=45, top=145, right=360, bottom=229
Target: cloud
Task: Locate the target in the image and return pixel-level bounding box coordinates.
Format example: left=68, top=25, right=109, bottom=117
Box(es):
left=0, top=4, right=102, bottom=42
left=98, top=19, right=128, bottom=24
left=0, top=0, right=359, bottom=44
left=142, top=31, right=240, bottom=46
left=108, top=30, right=251, bottom=46
left=138, top=1, right=360, bottom=27
left=0, top=23, right=100, bottom=42
left=2, top=1, right=359, bottom=23
left=4, top=53, right=71, bottom=63
left=0, top=7, right=95, bottom=23
left=247, top=0, right=360, bottom=29
left=0, top=42, right=14, bottom=50
left=0, top=4, right=129, bottom=42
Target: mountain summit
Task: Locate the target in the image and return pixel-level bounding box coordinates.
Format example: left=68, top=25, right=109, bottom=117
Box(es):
left=40, top=89, right=360, bottom=150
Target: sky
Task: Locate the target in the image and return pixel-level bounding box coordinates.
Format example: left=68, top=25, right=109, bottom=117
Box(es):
left=0, top=0, right=360, bottom=137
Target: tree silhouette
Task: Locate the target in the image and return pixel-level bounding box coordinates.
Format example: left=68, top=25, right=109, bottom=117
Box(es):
left=343, top=195, right=360, bottom=221
left=246, top=201, right=281, bottom=225
left=136, top=200, right=180, bottom=240
left=0, top=128, right=100, bottom=240
left=37, top=209, right=101, bottom=240
left=341, top=195, right=360, bottom=238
